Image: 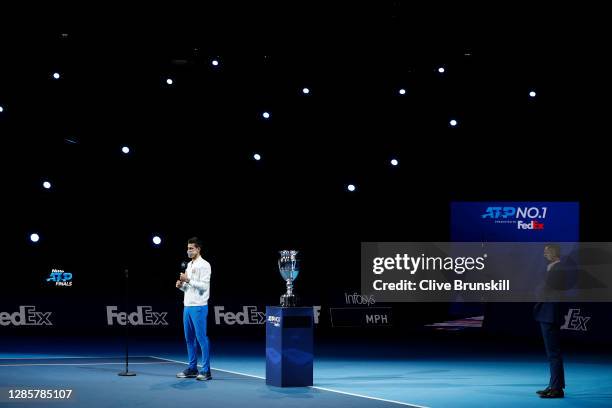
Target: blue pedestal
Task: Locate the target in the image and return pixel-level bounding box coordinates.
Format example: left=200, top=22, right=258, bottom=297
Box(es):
left=265, top=306, right=313, bottom=387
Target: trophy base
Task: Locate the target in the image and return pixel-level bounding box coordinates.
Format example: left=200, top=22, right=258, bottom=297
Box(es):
left=280, top=294, right=298, bottom=307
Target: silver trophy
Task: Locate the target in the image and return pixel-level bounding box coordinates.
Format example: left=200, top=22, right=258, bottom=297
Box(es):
left=279, top=250, right=300, bottom=307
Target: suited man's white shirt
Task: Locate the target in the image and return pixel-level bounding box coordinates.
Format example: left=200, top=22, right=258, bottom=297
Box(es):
left=179, top=257, right=211, bottom=306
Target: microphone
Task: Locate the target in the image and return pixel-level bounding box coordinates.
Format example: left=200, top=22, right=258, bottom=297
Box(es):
left=181, top=261, right=188, bottom=271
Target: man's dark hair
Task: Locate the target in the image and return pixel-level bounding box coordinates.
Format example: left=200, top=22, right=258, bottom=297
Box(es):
left=545, top=243, right=561, bottom=258
left=187, top=237, right=203, bottom=249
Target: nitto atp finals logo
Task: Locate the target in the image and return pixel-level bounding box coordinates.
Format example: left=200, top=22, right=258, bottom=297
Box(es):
left=46, top=269, right=73, bottom=287
left=481, top=206, right=547, bottom=230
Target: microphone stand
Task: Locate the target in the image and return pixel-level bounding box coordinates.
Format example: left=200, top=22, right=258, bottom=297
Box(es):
left=118, top=268, right=136, bottom=376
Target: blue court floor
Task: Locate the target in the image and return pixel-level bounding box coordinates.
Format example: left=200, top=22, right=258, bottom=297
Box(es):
left=1, top=336, right=611, bottom=408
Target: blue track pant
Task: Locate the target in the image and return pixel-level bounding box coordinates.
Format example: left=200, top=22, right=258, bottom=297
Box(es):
left=183, top=305, right=210, bottom=373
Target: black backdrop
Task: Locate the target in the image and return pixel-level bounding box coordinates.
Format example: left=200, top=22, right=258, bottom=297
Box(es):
left=2, top=3, right=611, bottom=345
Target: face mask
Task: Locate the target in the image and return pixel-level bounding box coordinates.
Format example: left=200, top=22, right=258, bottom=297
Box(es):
left=187, top=251, right=196, bottom=258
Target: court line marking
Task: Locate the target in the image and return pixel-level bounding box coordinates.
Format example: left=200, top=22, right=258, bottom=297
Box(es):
left=149, top=355, right=430, bottom=408
left=0, top=362, right=176, bottom=367
left=0, top=356, right=430, bottom=408
left=0, top=356, right=154, bottom=360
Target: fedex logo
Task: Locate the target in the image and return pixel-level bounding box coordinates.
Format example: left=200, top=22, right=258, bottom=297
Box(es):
left=561, top=308, right=590, bottom=331
left=215, top=306, right=321, bottom=326
left=106, top=306, right=168, bottom=326
left=214, top=306, right=266, bottom=325
left=517, top=220, right=544, bottom=230
left=0, top=306, right=53, bottom=326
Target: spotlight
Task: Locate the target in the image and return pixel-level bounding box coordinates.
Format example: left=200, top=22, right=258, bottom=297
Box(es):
left=347, top=184, right=356, bottom=192
left=166, top=78, right=174, bottom=85
left=302, top=88, right=310, bottom=94
left=398, top=88, right=406, bottom=95
left=43, top=181, right=52, bottom=189
left=390, top=159, right=399, bottom=166
left=30, top=233, right=40, bottom=243
left=253, top=153, right=261, bottom=161
left=529, top=91, right=537, bottom=98
left=449, top=119, right=458, bottom=127
left=153, top=236, right=162, bottom=245
left=262, top=112, right=271, bottom=119
left=121, top=146, right=130, bottom=154
left=0, top=106, right=4, bottom=113
left=52, top=72, right=61, bottom=79
left=437, top=67, right=445, bottom=74
left=211, top=59, right=219, bottom=66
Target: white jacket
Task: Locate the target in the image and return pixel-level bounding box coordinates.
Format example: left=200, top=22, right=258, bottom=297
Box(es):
left=179, top=257, right=211, bottom=306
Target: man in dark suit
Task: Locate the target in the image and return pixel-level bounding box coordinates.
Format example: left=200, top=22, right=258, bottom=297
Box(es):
left=533, top=243, right=565, bottom=398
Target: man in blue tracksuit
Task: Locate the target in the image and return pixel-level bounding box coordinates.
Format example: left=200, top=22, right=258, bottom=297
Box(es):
left=175, top=237, right=212, bottom=381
